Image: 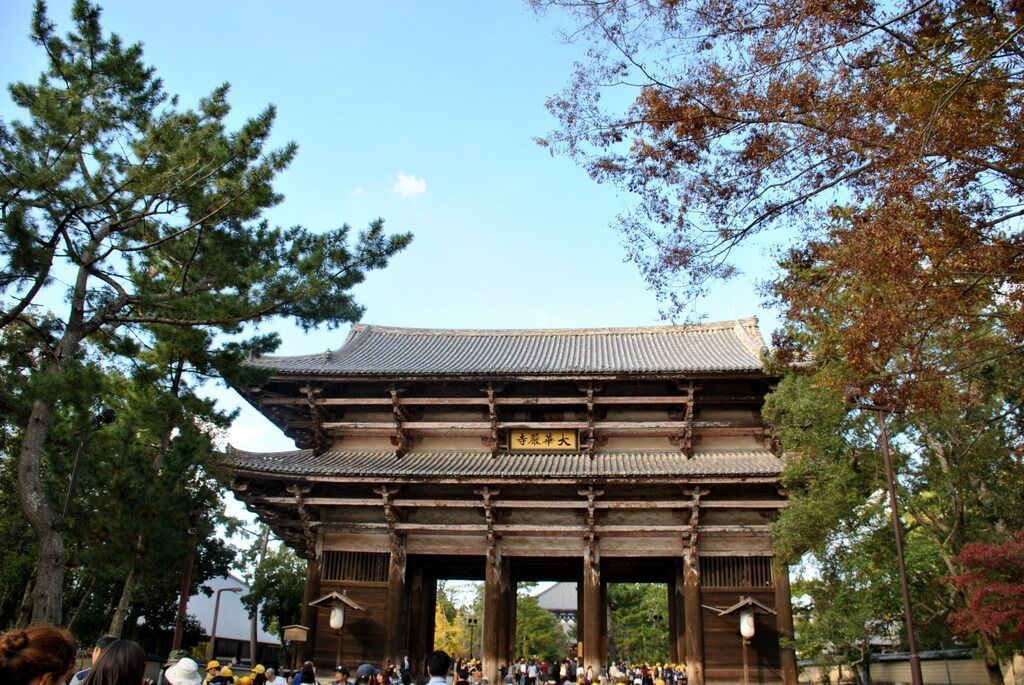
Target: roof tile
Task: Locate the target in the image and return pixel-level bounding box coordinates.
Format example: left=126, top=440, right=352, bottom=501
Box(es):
left=245, top=319, right=766, bottom=376
left=225, top=448, right=783, bottom=479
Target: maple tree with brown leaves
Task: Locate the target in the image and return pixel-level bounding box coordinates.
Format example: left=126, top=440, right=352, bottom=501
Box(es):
left=946, top=530, right=1024, bottom=644
left=534, top=0, right=1024, bottom=406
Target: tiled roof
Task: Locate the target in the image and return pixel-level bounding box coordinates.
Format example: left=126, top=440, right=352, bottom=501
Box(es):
left=245, top=319, right=766, bottom=377
left=225, top=448, right=783, bottom=480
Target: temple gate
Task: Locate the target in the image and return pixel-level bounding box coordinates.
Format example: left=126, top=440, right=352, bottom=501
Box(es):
left=226, top=320, right=797, bottom=684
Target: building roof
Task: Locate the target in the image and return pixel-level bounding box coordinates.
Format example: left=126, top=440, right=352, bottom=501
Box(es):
left=244, top=319, right=766, bottom=377
left=225, top=448, right=783, bottom=481
left=535, top=582, right=579, bottom=612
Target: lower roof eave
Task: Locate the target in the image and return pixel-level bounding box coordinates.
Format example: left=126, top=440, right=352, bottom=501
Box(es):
left=229, top=470, right=782, bottom=486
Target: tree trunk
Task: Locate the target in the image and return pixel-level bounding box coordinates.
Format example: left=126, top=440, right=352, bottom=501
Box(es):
left=18, top=396, right=64, bottom=625
left=109, top=565, right=137, bottom=636
left=15, top=573, right=37, bottom=628
left=66, top=579, right=94, bottom=631
left=978, top=632, right=1004, bottom=685
left=250, top=525, right=271, bottom=664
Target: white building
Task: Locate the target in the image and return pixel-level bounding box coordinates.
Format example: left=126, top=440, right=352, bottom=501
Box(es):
left=189, top=573, right=280, bottom=664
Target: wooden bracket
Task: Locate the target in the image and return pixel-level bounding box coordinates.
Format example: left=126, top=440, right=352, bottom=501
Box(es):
left=682, top=381, right=696, bottom=458
left=304, top=386, right=331, bottom=454
left=375, top=485, right=404, bottom=559
left=487, top=384, right=500, bottom=458
left=584, top=382, right=596, bottom=458
left=389, top=387, right=410, bottom=458
left=683, top=486, right=709, bottom=559
left=476, top=486, right=501, bottom=563
left=578, top=486, right=604, bottom=566
left=287, top=484, right=317, bottom=559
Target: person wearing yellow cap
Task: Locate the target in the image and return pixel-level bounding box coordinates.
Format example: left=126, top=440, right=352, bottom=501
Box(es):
left=252, top=664, right=268, bottom=685
left=204, top=661, right=222, bottom=685
left=211, top=665, right=235, bottom=684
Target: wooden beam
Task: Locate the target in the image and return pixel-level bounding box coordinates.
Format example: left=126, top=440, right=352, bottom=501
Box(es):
left=260, top=394, right=765, bottom=407
left=253, top=496, right=787, bottom=510
left=684, top=487, right=706, bottom=685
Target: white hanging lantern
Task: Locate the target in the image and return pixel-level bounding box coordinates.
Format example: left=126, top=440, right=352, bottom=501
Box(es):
left=739, top=608, right=756, bottom=639
left=330, top=604, right=346, bottom=630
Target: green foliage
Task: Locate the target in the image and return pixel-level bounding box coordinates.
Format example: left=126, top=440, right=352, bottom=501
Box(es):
left=515, top=592, right=569, bottom=662
left=0, top=0, right=410, bottom=626
left=764, top=339, right=1024, bottom=667
left=242, top=547, right=305, bottom=645
left=607, top=584, right=668, bottom=665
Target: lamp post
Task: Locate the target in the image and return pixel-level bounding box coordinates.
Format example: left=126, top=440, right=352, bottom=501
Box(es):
left=739, top=608, right=755, bottom=685
left=850, top=399, right=924, bottom=685
left=209, top=586, right=243, bottom=660
left=467, top=617, right=479, bottom=659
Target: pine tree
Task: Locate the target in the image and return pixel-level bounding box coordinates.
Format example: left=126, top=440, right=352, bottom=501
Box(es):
left=0, top=1, right=410, bottom=624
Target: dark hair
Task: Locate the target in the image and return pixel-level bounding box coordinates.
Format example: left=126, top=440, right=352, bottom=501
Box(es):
left=82, top=639, right=146, bottom=685
left=0, top=626, right=77, bottom=685
left=301, top=661, right=316, bottom=683
left=95, top=635, right=119, bottom=651
left=425, top=651, right=452, bottom=678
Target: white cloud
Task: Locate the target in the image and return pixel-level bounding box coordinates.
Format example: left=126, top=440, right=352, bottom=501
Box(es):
left=392, top=172, right=427, bottom=198
left=351, top=186, right=366, bottom=197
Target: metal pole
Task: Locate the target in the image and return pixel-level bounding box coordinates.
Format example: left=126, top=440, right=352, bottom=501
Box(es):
left=61, top=436, right=88, bottom=520
left=877, top=410, right=924, bottom=685
left=209, top=588, right=241, bottom=660
left=172, top=550, right=195, bottom=650
left=741, top=638, right=749, bottom=685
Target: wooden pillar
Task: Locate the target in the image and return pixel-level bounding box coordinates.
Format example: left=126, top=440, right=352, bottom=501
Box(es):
left=683, top=553, right=704, bottom=685
left=582, top=552, right=602, bottom=674
left=775, top=561, right=798, bottom=685
left=576, top=581, right=584, bottom=659
left=669, top=560, right=686, bottom=664
left=599, top=581, right=609, bottom=666
left=384, top=538, right=407, bottom=666
left=499, top=575, right=516, bottom=666
left=299, top=557, right=320, bottom=664
left=407, top=564, right=425, bottom=677
left=422, top=575, right=437, bottom=675
left=483, top=547, right=505, bottom=685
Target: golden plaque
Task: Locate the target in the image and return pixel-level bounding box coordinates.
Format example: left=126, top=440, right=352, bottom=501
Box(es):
left=508, top=429, right=579, bottom=452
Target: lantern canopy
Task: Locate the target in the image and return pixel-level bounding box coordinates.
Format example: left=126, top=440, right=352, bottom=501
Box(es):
left=309, top=590, right=364, bottom=631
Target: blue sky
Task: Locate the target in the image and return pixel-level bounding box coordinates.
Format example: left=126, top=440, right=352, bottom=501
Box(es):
left=2, top=2, right=781, bottom=556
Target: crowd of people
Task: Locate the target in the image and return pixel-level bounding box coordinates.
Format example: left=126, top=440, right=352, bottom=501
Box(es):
left=0, top=624, right=686, bottom=685
left=502, top=659, right=687, bottom=685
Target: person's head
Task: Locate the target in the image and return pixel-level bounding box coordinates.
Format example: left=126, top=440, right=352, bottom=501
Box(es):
left=425, top=651, right=452, bottom=679
left=374, top=671, right=387, bottom=685
left=220, top=666, right=234, bottom=682
left=302, top=661, right=315, bottom=676
left=92, top=635, right=118, bottom=666
left=207, top=660, right=222, bottom=676
left=0, top=626, right=77, bottom=685
left=266, top=669, right=277, bottom=681
left=165, top=657, right=202, bottom=685
left=82, top=639, right=146, bottom=685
